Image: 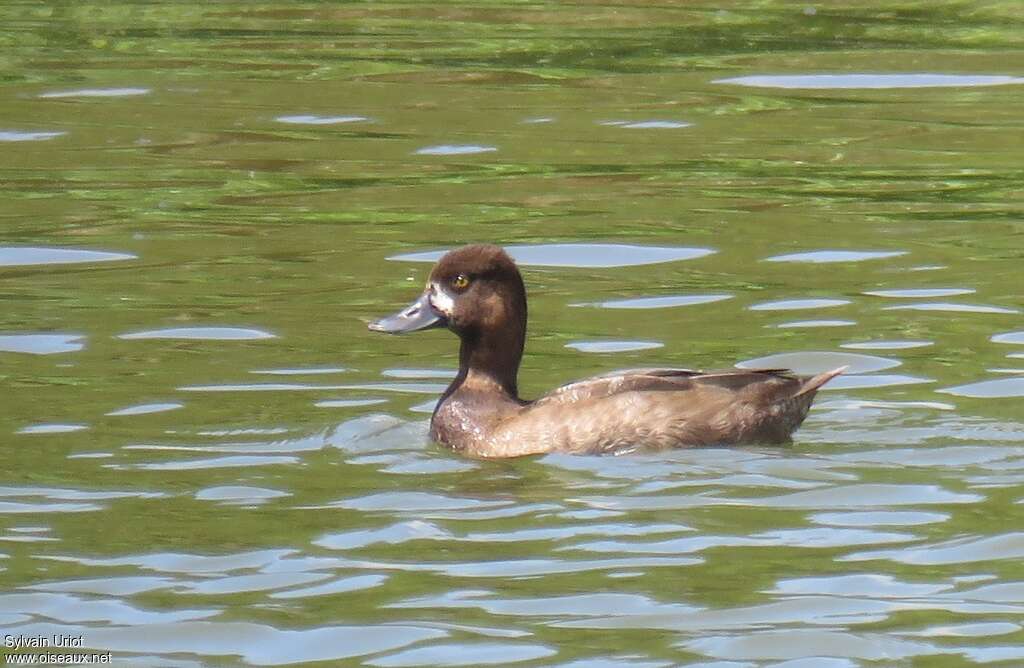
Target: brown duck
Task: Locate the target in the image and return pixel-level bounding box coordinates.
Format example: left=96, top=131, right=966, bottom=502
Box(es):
left=369, top=244, right=844, bottom=458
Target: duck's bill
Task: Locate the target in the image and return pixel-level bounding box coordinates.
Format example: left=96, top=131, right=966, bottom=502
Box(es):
left=368, top=292, right=446, bottom=334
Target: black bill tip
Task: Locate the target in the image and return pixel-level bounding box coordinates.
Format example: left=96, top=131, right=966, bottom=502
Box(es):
left=368, top=292, right=446, bottom=334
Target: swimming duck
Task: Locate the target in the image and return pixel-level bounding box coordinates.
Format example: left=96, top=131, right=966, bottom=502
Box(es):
left=369, top=244, right=844, bottom=458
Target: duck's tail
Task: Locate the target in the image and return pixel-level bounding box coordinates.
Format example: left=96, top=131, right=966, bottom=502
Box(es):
left=794, top=365, right=848, bottom=398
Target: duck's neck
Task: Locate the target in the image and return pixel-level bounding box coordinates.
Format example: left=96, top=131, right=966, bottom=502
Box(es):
left=452, top=323, right=524, bottom=399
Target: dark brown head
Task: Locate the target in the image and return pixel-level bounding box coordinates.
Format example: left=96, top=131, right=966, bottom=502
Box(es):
left=369, top=244, right=527, bottom=341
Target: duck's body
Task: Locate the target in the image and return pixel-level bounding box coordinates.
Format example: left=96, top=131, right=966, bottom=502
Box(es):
left=432, top=366, right=841, bottom=457
left=370, top=244, right=843, bottom=458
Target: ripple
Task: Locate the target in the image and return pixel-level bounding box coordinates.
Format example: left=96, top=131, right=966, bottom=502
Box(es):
left=737, top=352, right=899, bottom=374
left=0, top=595, right=214, bottom=626
left=750, top=298, right=850, bottom=311
left=128, top=455, right=299, bottom=471
left=5, top=620, right=446, bottom=665
left=0, top=247, right=136, bottom=267
left=777, top=320, right=856, bottom=328
left=844, top=533, right=1024, bottom=565
left=568, top=527, right=912, bottom=555
left=0, top=130, right=66, bottom=142
left=368, top=641, right=556, bottom=666
left=382, top=368, right=456, bottom=379
left=864, top=288, right=974, bottom=298
left=315, top=521, right=451, bottom=550
left=42, top=547, right=295, bottom=573
left=840, top=340, right=933, bottom=350
left=685, top=628, right=939, bottom=661
left=179, top=383, right=342, bottom=392
left=414, top=144, right=497, bottom=155
left=38, top=87, right=151, bottom=98
left=338, top=382, right=448, bottom=394
left=409, top=399, right=439, bottom=414
left=566, top=340, right=664, bottom=353
left=276, top=114, right=370, bottom=124
left=251, top=366, right=348, bottom=375
left=992, top=331, right=1024, bottom=345
left=269, top=574, right=388, bottom=599
left=182, top=572, right=330, bottom=595
left=105, top=402, right=183, bottom=417
left=572, top=294, right=732, bottom=310
left=714, top=74, right=1024, bottom=89
left=391, top=244, right=716, bottom=268
left=0, top=334, right=85, bottom=355
left=576, top=484, right=977, bottom=513
left=903, top=622, right=1021, bottom=638
left=883, top=302, right=1018, bottom=315
left=817, top=398, right=954, bottom=411
left=601, top=120, right=692, bottom=129
left=771, top=574, right=952, bottom=598
left=810, top=511, right=949, bottom=527
left=0, top=486, right=161, bottom=514
left=825, top=374, right=933, bottom=390
left=938, top=377, right=1024, bottom=398
left=0, top=501, right=101, bottom=513
left=16, top=424, right=88, bottom=435
left=194, top=486, right=290, bottom=505
left=0, top=486, right=162, bottom=502
left=26, top=576, right=176, bottom=596
left=119, top=327, right=276, bottom=340
left=765, top=250, right=906, bottom=264
left=335, top=493, right=508, bottom=513
left=316, top=398, right=389, bottom=408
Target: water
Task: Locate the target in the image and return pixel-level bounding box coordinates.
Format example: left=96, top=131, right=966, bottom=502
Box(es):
left=2, top=2, right=1024, bottom=665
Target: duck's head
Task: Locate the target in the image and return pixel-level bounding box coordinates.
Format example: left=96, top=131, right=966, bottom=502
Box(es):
left=369, top=244, right=526, bottom=340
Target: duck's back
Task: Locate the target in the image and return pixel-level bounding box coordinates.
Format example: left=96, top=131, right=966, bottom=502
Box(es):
left=469, top=367, right=842, bottom=457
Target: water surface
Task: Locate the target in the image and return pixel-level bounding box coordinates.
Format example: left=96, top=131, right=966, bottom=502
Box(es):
left=2, top=2, right=1023, bottom=666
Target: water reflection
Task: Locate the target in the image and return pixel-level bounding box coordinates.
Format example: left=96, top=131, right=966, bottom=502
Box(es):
left=391, top=244, right=716, bottom=268
left=738, top=351, right=899, bottom=374
left=414, top=145, right=498, bottom=155
left=883, top=302, right=1018, bottom=315
left=750, top=298, right=850, bottom=311
left=15, top=424, right=88, bottom=435
left=0, top=247, right=135, bottom=267
left=765, top=250, right=906, bottom=264
left=565, top=340, right=664, bottom=353
left=37, top=87, right=151, bottom=98
left=0, top=334, right=84, bottom=355
left=992, top=331, right=1024, bottom=345
left=251, top=366, right=349, bottom=375
left=939, top=377, right=1024, bottom=398
left=715, top=74, right=1024, bottom=89
left=572, top=294, right=732, bottom=309
left=0, top=130, right=66, bottom=142
left=600, top=120, right=692, bottom=129
left=864, top=288, right=975, bottom=299
left=275, top=115, right=370, bottom=125
left=841, top=340, right=933, bottom=350
left=776, top=319, right=856, bottom=328
left=105, top=402, right=183, bottom=417
left=119, top=327, right=276, bottom=340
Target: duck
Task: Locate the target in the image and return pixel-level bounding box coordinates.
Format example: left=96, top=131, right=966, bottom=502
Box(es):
left=369, top=244, right=844, bottom=458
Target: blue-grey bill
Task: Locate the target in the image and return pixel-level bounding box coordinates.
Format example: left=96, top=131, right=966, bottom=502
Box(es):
left=368, top=292, right=446, bottom=333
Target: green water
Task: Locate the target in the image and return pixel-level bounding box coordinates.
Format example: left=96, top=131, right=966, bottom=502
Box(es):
left=2, top=2, right=1024, bottom=666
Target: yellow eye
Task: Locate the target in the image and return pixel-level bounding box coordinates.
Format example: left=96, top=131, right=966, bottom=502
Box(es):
left=452, top=274, right=470, bottom=290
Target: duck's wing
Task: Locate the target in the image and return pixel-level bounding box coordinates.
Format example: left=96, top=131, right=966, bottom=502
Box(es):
left=534, top=367, right=840, bottom=407
left=482, top=366, right=846, bottom=456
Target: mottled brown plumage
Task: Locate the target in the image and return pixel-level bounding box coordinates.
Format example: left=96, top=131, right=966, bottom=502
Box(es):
left=370, top=244, right=844, bottom=458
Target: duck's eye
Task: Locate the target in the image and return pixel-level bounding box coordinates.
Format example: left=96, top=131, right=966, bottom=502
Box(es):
left=451, top=274, right=471, bottom=291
